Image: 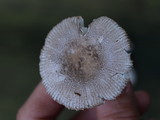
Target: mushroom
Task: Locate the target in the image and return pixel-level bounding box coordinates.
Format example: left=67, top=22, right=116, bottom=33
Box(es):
left=39, top=16, right=133, bottom=110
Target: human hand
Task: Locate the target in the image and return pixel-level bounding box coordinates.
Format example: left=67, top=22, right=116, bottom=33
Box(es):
left=17, top=82, right=150, bottom=120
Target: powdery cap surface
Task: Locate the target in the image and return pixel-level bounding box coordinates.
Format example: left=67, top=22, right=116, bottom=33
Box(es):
left=40, top=16, right=133, bottom=110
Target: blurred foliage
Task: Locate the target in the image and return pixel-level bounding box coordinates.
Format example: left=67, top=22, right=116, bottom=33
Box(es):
left=0, top=0, right=160, bottom=119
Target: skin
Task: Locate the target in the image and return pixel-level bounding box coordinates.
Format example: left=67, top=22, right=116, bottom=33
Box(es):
left=16, top=82, right=150, bottom=120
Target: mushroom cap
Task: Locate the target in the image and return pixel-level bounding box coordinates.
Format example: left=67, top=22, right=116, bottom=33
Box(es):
left=40, top=16, right=133, bottom=110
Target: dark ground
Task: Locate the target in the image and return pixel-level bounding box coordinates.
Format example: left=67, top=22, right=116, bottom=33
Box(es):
left=0, top=0, right=160, bottom=119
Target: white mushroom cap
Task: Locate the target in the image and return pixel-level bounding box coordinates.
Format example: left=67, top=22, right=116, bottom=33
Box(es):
left=40, top=16, right=133, bottom=110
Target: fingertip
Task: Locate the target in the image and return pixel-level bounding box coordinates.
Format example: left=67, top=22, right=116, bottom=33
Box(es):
left=135, top=91, right=150, bottom=114
left=96, top=83, right=140, bottom=120
left=17, top=83, right=64, bottom=120
left=70, top=108, right=97, bottom=120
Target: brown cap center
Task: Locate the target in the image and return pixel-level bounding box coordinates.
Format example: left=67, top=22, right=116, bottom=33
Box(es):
left=62, top=42, right=102, bottom=81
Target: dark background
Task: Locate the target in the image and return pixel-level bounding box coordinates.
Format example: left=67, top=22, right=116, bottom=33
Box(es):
left=0, top=0, right=160, bottom=119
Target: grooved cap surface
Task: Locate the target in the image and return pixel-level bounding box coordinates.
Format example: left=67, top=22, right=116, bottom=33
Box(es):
left=40, top=16, right=133, bottom=110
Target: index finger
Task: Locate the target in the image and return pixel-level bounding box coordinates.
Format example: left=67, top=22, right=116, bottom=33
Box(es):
left=17, top=82, right=64, bottom=120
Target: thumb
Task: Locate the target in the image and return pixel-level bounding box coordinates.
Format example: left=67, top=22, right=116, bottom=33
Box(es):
left=96, top=83, right=140, bottom=120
